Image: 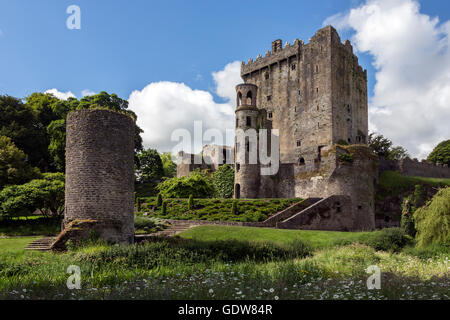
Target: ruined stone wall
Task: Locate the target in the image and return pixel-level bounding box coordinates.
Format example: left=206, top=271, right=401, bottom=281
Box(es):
left=378, top=157, right=450, bottom=178
left=176, top=146, right=234, bottom=178
left=282, top=145, right=377, bottom=230
left=398, top=158, right=450, bottom=178
left=64, top=109, right=135, bottom=244
left=277, top=195, right=354, bottom=231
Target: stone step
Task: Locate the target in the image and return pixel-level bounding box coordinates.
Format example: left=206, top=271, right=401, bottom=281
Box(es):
left=25, top=237, right=55, bottom=251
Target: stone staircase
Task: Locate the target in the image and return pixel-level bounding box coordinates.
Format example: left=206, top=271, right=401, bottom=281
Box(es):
left=260, top=197, right=322, bottom=227
left=135, top=220, right=198, bottom=242
left=25, top=237, right=55, bottom=251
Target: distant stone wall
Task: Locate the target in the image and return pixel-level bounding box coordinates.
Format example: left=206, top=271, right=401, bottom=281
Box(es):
left=64, top=109, right=135, bottom=244
left=379, top=157, right=450, bottom=179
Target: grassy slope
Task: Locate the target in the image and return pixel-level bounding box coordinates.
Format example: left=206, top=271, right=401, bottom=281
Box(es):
left=377, top=171, right=450, bottom=199
left=179, top=225, right=371, bottom=248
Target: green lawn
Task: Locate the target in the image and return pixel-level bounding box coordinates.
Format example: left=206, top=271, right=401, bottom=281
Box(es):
left=0, top=226, right=447, bottom=300
left=0, top=217, right=61, bottom=237
left=0, top=236, right=39, bottom=252
left=179, top=225, right=371, bottom=248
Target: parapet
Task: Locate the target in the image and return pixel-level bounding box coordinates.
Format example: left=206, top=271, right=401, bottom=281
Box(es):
left=241, top=25, right=367, bottom=78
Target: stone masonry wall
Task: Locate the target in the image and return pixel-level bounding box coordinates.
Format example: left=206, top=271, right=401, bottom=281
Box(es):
left=378, top=157, right=450, bottom=179
left=64, top=109, right=135, bottom=244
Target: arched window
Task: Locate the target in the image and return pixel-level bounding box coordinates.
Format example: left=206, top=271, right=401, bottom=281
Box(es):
left=235, top=184, right=241, bottom=199
left=246, top=91, right=252, bottom=105
left=298, top=157, right=305, bottom=166
left=237, top=92, right=242, bottom=106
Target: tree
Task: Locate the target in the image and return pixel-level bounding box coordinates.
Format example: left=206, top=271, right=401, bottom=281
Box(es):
left=156, top=170, right=214, bottom=198
left=212, top=164, right=235, bottom=198
left=427, top=140, right=450, bottom=166
left=46, top=119, right=67, bottom=171
left=135, top=148, right=164, bottom=183
left=0, top=95, right=46, bottom=170
left=160, top=152, right=177, bottom=178
left=368, top=133, right=409, bottom=160
left=0, top=173, right=65, bottom=218
left=0, top=136, right=41, bottom=189
left=388, top=146, right=409, bottom=161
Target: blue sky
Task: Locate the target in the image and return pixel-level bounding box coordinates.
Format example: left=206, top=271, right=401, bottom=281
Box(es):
left=0, top=0, right=446, bottom=99
left=1, top=0, right=449, bottom=158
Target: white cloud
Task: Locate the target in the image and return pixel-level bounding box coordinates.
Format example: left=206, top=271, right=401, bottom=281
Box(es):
left=324, top=0, right=450, bottom=159
left=45, top=88, right=76, bottom=100
left=81, top=89, right=96, bottom=97
left=128, top=61, right=242, bottom=153
left=212, top=61, right=242, bottom=102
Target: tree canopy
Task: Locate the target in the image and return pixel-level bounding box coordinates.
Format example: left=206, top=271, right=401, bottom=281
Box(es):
left=156, top=170, right=215, bottom=198
left=427, top=139, right=450, bottom=166
left=135, top=148, right=164, bottom=183
left=160, top=152, right=177, bottom=178
left=368, top=133, right=409, bottom=160
left=0, top=172, right=65, bottom=218
left=0, top=136, right=41, bottom=189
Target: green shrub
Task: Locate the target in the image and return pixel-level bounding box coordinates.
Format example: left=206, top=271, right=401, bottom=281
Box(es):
left=188, top=195, right=194, bottom=210
left=402, top=243, right=450, bottom=260
left=156, top=170, right=214, bottom=198
left=231, top=200, right=238, bottom=215
left=400, top=196, right=416, bottom=237
left=413, top=184, right=427, bottom=208
left=400, top=213, right=416, bottom=238
left=156, top=193, right=162, bottom=207
left=338, top=153, right=353, bottom=163
left=0, top=173, right=65, bottom=218
left=336, top=139, right=349, bottom=146
left=361, top=228, right=414, bottom=252
left=212, top=164, right=234, bottom=198
left=413, top=187, right=450, bottom=247
left=136, top=197, right=142, bottom=212
left=134, top=216, right=168, bottom=234
left=161, top=201, right=167, bottom=215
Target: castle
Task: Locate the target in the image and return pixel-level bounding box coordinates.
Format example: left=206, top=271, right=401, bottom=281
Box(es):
left=178, top=26, right=450, bottom=231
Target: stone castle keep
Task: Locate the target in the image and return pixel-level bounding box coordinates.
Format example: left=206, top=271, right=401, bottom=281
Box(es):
left=234, top=26, right=375, bottom=230
left=178, top=26, right=450, bottom=231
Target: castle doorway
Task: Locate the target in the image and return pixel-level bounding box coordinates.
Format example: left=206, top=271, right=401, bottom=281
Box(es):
left=235, top=184, right=240, bottom=199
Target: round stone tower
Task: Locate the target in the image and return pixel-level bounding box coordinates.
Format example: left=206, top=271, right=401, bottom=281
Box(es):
left=64, top=109, right=135, bottom=244
left=234, top=83, right=261, bottom=199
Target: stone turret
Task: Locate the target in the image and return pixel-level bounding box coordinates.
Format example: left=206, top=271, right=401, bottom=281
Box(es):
left=56, top=109, right=135, bottom=248
left=234, top=83, right=261, bottom=199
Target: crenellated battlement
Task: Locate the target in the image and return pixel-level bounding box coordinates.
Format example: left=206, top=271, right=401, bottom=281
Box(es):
left=241, top=25, right=367, bottom=79
left=241, top=38, right=303, bottom=76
